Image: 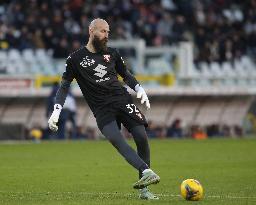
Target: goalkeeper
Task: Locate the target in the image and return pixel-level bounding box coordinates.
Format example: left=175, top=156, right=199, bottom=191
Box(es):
left=48, top=18, right=160, bottom=200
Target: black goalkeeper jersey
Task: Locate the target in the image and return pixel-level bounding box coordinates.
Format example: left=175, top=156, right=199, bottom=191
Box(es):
left=62, top=46, right=138, bottom=116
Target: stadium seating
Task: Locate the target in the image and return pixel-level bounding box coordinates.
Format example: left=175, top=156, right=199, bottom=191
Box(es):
left=1, top=101, right=31, bottom=124
left=167, top=100, right=200, bottom=127
left=0, top=49, right=56, bottom=76
left=1, top=49, right=256, bottom=89
left=220, top=97, right=253, bottom=126
left=0, top=94, right=252, bottom=139
left=146, top=100, right=174, bottom=124
left=194, top=99, right=226, bottom=126
left=27, top=99, right=48, bottom=128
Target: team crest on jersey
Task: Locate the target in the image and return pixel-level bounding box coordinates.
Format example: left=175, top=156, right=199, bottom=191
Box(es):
left=80, top=56, right=95, bottom=68
left=103, top=54, right=111, bottom=62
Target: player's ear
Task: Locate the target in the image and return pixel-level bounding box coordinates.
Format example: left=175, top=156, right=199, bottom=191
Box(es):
left=89, top=27, right=93, bottom=36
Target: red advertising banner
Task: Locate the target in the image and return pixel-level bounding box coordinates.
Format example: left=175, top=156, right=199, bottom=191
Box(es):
left=0, top=78, right=33, bottom=89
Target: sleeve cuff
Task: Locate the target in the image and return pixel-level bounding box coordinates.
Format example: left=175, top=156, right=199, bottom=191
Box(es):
left=54, top=104, right=62, bottom=111
left=135, top=84, right=141, bottom=92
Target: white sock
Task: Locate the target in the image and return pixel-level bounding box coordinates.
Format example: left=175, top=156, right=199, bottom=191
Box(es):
left=140, top=187, right=148, bottom=193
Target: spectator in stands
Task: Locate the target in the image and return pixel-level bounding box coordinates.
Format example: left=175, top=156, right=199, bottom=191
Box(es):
left=144, top=121, right=166, bottom=139
left=206, top=124, right=221, bottom=137
left=167, top=119, right=183, bottom=138
left=155, top=125, right=166, bottom=139
left=233, top=125, right=243, bottom=138
left=46, top=82, right=59, bottom=121
left=191, top=125, right=207, bottom=140
left=76, top=126, right=88, bottom=139
left=46, top=82, right=66, bottom=139
left=0, top=0, right=254, bottom=59
left=171, top=15, right=188, bottom=43
left=63, top=89, right=77, bottom=139
left=86, top=127, right=98, bottom=140
left=221, top=124, right=230, bottom=137
left=145, top=120, right=158, bottom=138
left=53, top=36, right=69, bottom=58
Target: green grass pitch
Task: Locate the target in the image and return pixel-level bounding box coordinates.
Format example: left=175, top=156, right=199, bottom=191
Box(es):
left=0, top=138, right=256, bottom=205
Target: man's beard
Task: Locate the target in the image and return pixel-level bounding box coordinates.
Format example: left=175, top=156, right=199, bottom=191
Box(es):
left=92, top=36, right=108, bottom=52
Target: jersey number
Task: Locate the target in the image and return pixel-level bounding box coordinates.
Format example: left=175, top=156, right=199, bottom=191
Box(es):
left=126, top=104, right=139, bottom=114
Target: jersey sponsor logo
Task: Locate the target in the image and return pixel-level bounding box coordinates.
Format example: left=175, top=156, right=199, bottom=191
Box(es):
left=93, top=64, right=110, bottom=82
left=103, top=54, right=111, bottom=62
left=80, top=56, right=95, bottom=68
left=94, top=64, right=107, bottom=78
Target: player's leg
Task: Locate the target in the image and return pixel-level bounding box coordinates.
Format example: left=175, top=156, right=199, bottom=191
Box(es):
left=130, top=125, right=159, bottom=200
left=101, top=120, right=149, bottom=172
left=130, top=125, right=150, bottom=178
left=101, top=120, right=159, bottom=189
left=117, top=105, right=160, bottom=190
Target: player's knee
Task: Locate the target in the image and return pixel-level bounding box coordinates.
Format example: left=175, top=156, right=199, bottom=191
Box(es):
left=106, top=134, right=123, bottom=149
left=135, top=134, right=148, bottom=145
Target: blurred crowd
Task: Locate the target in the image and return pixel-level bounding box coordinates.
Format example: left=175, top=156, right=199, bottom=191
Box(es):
left=0, top=0, right=256, bottom=63
left=27, top=117, right=245, bottom=141
left=145, top=119, right=244, bottom=139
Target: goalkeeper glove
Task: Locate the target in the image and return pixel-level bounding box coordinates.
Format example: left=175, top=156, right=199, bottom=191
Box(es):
left=48, top=104, right=62, bottom=131
left=135, top=84, right=150, bottom=110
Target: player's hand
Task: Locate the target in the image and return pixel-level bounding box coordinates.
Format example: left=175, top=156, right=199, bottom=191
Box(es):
left=135, top=84, right=150, bottom=110
left=48, top=104, right=62, bottom=132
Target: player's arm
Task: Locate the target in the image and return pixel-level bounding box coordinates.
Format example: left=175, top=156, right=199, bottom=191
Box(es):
left=114, top=50, right=150, bottom=109
left=48, top=56, right=75, bottom=131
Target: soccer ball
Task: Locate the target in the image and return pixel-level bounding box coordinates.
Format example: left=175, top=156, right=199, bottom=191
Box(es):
left=180, top=179, right=203, bottom=201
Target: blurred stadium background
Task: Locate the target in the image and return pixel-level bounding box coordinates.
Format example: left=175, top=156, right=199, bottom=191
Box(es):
left=0, top=0, right=256, bottom=140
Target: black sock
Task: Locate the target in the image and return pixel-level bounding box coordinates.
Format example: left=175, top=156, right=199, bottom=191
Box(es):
left=139, top=164, right=149, bottom=176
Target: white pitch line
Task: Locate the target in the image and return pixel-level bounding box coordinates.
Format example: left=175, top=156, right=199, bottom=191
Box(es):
left=157, top=193, right=256, bottom=199
left=1, top=191, right=256, bottom=200
left=61, top=192, right=256, bottom=199
left=206, top=195, right=256, bottom=199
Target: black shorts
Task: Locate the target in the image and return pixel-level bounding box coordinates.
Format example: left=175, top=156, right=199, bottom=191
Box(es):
left=96, top=100, right=148, bottom=132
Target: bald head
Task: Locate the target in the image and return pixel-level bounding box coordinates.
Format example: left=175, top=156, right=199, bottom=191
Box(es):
left=89, top=18, right=109, bottom=30
left=87, top=18, right=109, bottom=52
